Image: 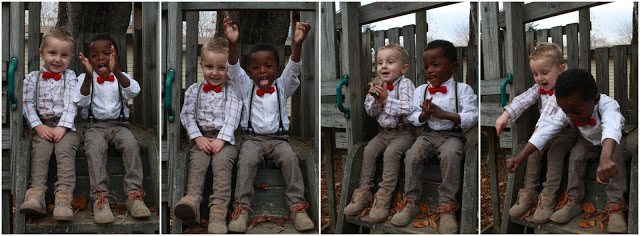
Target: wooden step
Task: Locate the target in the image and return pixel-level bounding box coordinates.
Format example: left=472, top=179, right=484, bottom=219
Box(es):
left=512, top=212, right=607, bottom=234
left=345, top=215, right=437, bottom=234
left=25, top=210, right=159, bottom=233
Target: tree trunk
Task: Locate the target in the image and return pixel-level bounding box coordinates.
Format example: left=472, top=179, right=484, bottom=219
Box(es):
left=214, top=10, right=290, bottom=45
left=57, top=2, right=131, bottom=33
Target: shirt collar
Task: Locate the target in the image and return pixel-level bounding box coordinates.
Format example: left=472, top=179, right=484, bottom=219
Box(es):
left=429, top=77, right=454, bottom=88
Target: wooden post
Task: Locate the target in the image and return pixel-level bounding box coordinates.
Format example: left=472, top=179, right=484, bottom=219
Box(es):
left=143, top=2, right=158, bottom=131
left=466, top=2, right=478, bottom=93
left=10, top=2, right=26, bottom=233
left=132, top=3, right=143, bottom=125
left=612, top=45, right=628, bottom=122
left=27, top=2, right=40, bottom=72
left=361, top=32, right=372, bottom=83
left=301, top=9, right=318, bottom=142
left=387, top=27, right=400, bottom=45
left=595, top=48, right=609, bottom=95
left=166, top=2, right=183, bottom=234
left=185, top=11, right=198, bottom=87
left=415, top=11, right=426, bottom=86
left=566, top=23, right=579, bottom=69
left=578, top=9, right=590, bottom=71
left=402, top=25, right=416, bottom=83
left=550, top=26, right=564, bottom=54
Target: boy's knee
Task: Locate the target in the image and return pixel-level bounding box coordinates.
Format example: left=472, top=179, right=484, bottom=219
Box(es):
left=279, top=153, right=299, bottom=167
left=84, top=138, right=108, bottom=153
left=120, top=141, right=140, bottom=153
left=238, top=154, right=261, bottom=167
left=439, top=150, right=463, bottom=164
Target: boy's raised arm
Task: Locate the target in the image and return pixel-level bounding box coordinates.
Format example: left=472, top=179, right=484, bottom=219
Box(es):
left=290, top=21, right=311, bottom=63
left=223, top=17, right=240, bottom=65
left=78, top=53, right=93, bottom=96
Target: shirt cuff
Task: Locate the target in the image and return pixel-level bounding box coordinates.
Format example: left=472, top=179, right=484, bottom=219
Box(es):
left=504, top=105, right=517, bottom=123
left=188, top=130, right=204, bottom=140
left=57, top=120, right=74, bottom=129
left=601, top=129, right=622, bottom=145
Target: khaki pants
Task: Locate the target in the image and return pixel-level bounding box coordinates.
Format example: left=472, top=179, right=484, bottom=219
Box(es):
left=83, top=121, right=143, bottom=201
left=185, top=130, right=238, bottom=207
left=234, top=134, right=305, bottom=209
left=523, top=126, right=578, bottom=195
left=356, top=129, right=416, bottom=195
left=404, top=130, right=465, bottom=206
left=30, top=119, right=81, bottom=194
left=568, top=135, right=628, bottom=205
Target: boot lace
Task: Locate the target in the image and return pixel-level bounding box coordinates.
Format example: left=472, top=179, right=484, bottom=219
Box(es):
left=555, top=197, right=574, bottom=211
left=231, top=200, right=254, bottom=219
left=95, top=189, right=116, bottom=209
left=436, top=202, right=460, bottom=215
left=605, top=202, right=629, bottom=218
left=128, top=190, right=146, bottom=201
left=290, top=201, right=309, bottom=214
left=394, top=193, right=415, bottom=212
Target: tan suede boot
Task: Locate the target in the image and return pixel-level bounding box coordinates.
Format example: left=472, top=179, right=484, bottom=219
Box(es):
left=290, top=202, right=314, bottom=231
left=93, top=199, right=115, bottom=224
left=389, top=197, right=420, bottom=226
left=549, top=198, right=582, bottom=224
left=368, top=192, right=392, bottom=222
left=532, top=193, right=556, bottom=223
left=606, top=203, right=629, bottom=234
left=19, top=188, right=46, bottom=215
left=228, top=200, right=253, bottom=233
left=174, top=195, right=202, bottom=227
left=53, top=191, right=74, bottom=221
left=509, top=189, right=538, bottom=217
left=343, top=189, right=373, bottom=215
left=208, top=205, right=228, bottom=234
left=126, top=190, right=151, bottom=218
left=437, top=202, right=460, bottom=234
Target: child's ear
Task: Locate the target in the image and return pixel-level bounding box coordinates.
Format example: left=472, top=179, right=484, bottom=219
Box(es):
left=401, top=63, right=409, bottom=75
left=450, top=61, right=459, bottom=73
left=594, top=93, right=600, bottom=104
left=39, top=48, right=44, bottom=58
left=559, top=63, right=566, bottom=72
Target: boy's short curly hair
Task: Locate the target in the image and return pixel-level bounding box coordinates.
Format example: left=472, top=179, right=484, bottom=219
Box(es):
left=555, top=68, right=598, bottom=101
left=40, top=26, right=75, bottom=49
left=88, top=34, right=119, bottom=54
left=424, top=40, right=457, bottom=63
left=530, top=42, right=563, bottom=65
left=201, top=37, right=229, bottom=55
left=249, top=43, right=280, bottom=67
left=378, top=41, right=409, bottom=64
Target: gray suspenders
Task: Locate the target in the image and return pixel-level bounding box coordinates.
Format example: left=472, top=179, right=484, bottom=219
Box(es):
left=247, top=82, right=285, bottom=135
left=34, top=70, right=67, bottom=111
left=87, top=74, right=126, bottom=122
left=194, top=82, right=228, bottom=121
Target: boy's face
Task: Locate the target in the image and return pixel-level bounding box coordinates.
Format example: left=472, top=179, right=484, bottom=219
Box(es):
left=422, top=48, right=458, bottom=87
left=89, top=39, right=114, bottom=78
left=200, top=50, right=228, bottom=86
left=376, top=48, right=409, bottom=83
left=249, top=50, right=281, bottom=91
left=530, top=56, right=565, bottom=92
left=39, top=37, right=74, bottom=74
left=557, top=92, right=599, bottom=126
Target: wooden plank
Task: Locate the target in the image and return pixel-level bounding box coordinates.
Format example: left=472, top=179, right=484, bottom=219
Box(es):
left=335, top=132, right=347, bottom=149
left=630, top=132, right=638, bottom=234
left=415, top=11, right=427, bottom=86
left=595, top=47, right=609, bottom=95
left=335, top=2, right=454, bottom=29
left=498, top=2, right=607, bottom=28
left=524, top=31, right=535, bottom=87
left=336, top=142, right=366, bottom=233
left=373, top=30, right=385, bottom=65
left=26, top=211, right=159, bottom=233
left=322, top=130, right=337, bottom=233
left=27, top=2, right=40, bottom=72
left=320, top=2, right=338, bottom=83
left=174, top=2, right=317, bottom=11
left=466, top=45, right=478, bottom=93
left=454, top=47, right=464, bottom=83
left=321, top=104, right=346, bottom=128
left=132, top=3, right=144, bottom=125
left=304, top=147, right=320, bottom=226
left=13, top=140, right=30, bottom=234
left=185, top=11, right=198, bottom=88
left=566, top=23, right=579, bottom=69
left=402, top=25, right=416, bottom=83
left=481, top=2, right=502, bottom=80
left=10, top=3, right=26, bottom=233
left=536, top=29, right=548, bottom=43
left=549, top=26, right=564, bottom=52
left=361, top=31, right=373, bottom=88
left=345, top=215, right=437, bottom=234
left=500, top=144, right=526, bottom=234
left=480, top=103, right=510, bottom=128
left=578, top=9, right=591, bottom=71
left=612, top=45, right=628, bottom=122
left=142, top=2, right=159, bottom=131
left=300, top=10, right=318, bottom=141
left=387, top=27, right=400, bottom=45
left=321, top=80, right=344, bottom=96
left=484, top=127, right=501, bottom=233
left=631, top=45, right=638, bottom=124
left=460, top=143, right=478, bottom=233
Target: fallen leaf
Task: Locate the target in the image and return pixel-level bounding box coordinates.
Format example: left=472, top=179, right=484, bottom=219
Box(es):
left=579, top=220, right=595, bottom=228
left=597, top=218, right=604, bottom=233
left=357, top=207, right=371, bottom=220
left=429, top=217, right=438, bottom=231
left=413, top=220, right=429, bottom=228
left=72, top=195, right=87, bottom=213
left=255, top=182, right=269, bottom=190
left=582, top=202, right=595, bottom=213
left=521, top=207, right=536, bottom=220
left=419, top=202, right=431, bottom=214
left=556, top=190, right=568, bottom=210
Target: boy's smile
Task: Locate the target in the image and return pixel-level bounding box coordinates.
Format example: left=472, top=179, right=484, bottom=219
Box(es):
left=557, top=92, right=599, bottom=126
left=200, top=50, right=228, bottom=86
left=39, top=37, right=74, bottom=74
left=530, top=57, right=565, bottom=92
left=423, top=48, right=458, bottom=88
left=249, top=50, right=281, bottom=91
left=376, top=48, right=408, bottom=83
left=89, top=39, right=115, bottom=78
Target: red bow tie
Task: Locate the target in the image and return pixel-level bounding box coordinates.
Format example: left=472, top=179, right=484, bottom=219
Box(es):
left=387, top=83, right=394, bottom=91
left=428, top=86, right=447, bottom=94
left=256, top=87, right=276, bottom=96
left=42, top=71, right=61, bottom=81
left=97, top=75, right=115, bottom=84
left=203, top=84, right=223, bottom=93
left=539, top=89, right=554, bottom=96
left=575, top=119, right=597, bottom=127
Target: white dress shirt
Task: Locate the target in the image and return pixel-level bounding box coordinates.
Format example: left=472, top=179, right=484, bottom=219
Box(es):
left=504, top=83, right=560, bottom=128
left=180, top=81, right=242, bottom=144
left=74, top=71, right=140, bottom=120
left=529, top=94, right=624, bottom=149
left=23, top=67, right=78, bottom=131
left=364, top=76, right=415, bottom=128
left=227, top=59, right=300, bottom=135
left=408, top=77, right=478, bottom=130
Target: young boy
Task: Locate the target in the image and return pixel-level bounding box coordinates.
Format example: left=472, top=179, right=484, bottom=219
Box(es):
left=390, top=40, right=477, bottom=233
left=507, top=68, right=628, bottom=233
left=174, top=37, right=242, bottom=234
left=495, top=42, right=577, bottom=222
left=342, top=42, right=416, bottom=222
left=223, top=17, right=314, bottom=232
left=20, top=26, right=80, bottom=221
left=75, top=34, right=150, bottom=224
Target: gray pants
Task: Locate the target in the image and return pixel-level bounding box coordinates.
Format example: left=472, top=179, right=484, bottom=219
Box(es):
left=568, top=135, right=628, bottom=205
left=404, top=130, right=465, bottom=206
left=30, top=119, right=81, bottom=194
left=186, top=130, right=238, bottom=207
left=234, top=134, right=305, bottom=209
left=83, top=121, right=143, bottom=201
left=523, top=126, right=577, bottom=195
left=357, top=129, right=416, bottom=195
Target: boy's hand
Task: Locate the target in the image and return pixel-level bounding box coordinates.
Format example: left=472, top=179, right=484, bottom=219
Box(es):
left=506, top=155, right=525, bottom=173
left=596, top=158, right=618, bottom=183
left=293, top=21, right=311, bottom=45
left=425, top=103, right=445, bottom=119
left=78, top=53, right=93, bottom=74
left=108, top=45, right=120, bottom=74
left=373, top=84, right=388, bottom=104
left=51, top=126, right=67, bottom=143
left=223, top=17, right=239, bottom=44
left=210, top=139, right=226, bottom=155
left=194, top=136, right=213, bottom=154
left=495, top=111, right=511, bottom=136
left=34, top=125, right=55, bottom=142
left=418, top=98, right=432, bottom=121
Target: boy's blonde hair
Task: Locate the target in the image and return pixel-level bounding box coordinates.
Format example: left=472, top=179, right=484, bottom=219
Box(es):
left=378, top=41, right=409, bottom=65
left=40, top=26, right=74, bottom=49
left=201, top=37, right=229, bottom=55
left=529, top=42, right=563, bottom=65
